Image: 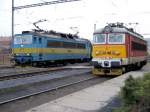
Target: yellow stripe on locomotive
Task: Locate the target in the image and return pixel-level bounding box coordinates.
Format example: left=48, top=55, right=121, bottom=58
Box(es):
left=12, top=48, right=88, bottom=54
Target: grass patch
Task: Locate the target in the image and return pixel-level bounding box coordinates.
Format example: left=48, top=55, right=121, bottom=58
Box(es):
left=113, top=73, right=150, bottom=112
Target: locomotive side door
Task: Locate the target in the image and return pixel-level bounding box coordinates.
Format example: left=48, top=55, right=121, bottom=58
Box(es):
left=38, top=37, right=43, bottom=61
left=33, top=36, right=43, bottom=61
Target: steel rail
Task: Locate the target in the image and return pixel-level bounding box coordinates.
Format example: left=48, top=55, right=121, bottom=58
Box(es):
left=0, top=63, right=91, bottom=81
left=0, top=66, right=14, bottom=69
left=0, top=75, right=98, bottom=105
left=0, top=67, right=69, bottom=81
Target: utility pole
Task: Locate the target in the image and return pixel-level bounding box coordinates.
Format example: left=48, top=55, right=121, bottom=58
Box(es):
left=94, top=23, right=96, bottom=32
left=12, top=0, right=14, bottom=40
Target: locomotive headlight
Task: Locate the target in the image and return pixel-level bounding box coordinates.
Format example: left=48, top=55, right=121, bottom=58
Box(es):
left=21, top=44, right=24, bottom=47
left=15, top=53, right=19, bottom=56
left=26, top=53, right=31, bottom=56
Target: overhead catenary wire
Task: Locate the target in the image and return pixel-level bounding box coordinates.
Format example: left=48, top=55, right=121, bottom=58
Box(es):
left=11, top=0, right=81, bottom=38
left=142, top=34, right=150, bottom=35
left=14, top=0, right=81, bottom=10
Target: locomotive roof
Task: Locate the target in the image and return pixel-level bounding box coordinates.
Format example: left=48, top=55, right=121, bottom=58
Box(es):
left=22, top=30, right=78, bottom=38
left=94, top=23, right=144, bottom=40
left=20, top=30, right=89, bottom=42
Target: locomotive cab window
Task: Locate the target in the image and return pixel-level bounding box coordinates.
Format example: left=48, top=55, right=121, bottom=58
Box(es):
left=93, top=34, right=106, bottom=44
left=14, top=35, right=32, bottom=44
left=108, top=33, right=125, bottom=44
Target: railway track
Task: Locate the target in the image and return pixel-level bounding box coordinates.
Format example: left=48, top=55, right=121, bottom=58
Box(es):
left=0, top=67, right=91, bottom=81
left=0, top=63, right=91, bottom=81
left=0, top=67, right=68, bottom=81
left=0, top=72, right=111, bottom=105
left=0, top=65, right=14, bottom=69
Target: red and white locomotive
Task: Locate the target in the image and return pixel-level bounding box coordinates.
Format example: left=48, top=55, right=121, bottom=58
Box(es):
left=92, top=23, right=148, bottom=75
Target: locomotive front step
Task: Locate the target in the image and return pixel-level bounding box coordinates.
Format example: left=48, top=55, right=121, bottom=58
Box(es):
left=92, top=68, right=123, bottom=75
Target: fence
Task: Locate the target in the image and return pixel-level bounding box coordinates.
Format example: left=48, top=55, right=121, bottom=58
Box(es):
left=0, top=53, right=11, bottom=65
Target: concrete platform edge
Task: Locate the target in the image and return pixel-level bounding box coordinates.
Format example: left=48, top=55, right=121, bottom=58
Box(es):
left=26, top=69, right=149, bottom=112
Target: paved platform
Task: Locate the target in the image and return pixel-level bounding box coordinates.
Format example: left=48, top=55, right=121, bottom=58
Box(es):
left=26, top=64, right=150, bottom=112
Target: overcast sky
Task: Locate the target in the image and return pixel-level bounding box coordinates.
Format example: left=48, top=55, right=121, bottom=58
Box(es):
left=1, top=0, right=150, bottom=40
